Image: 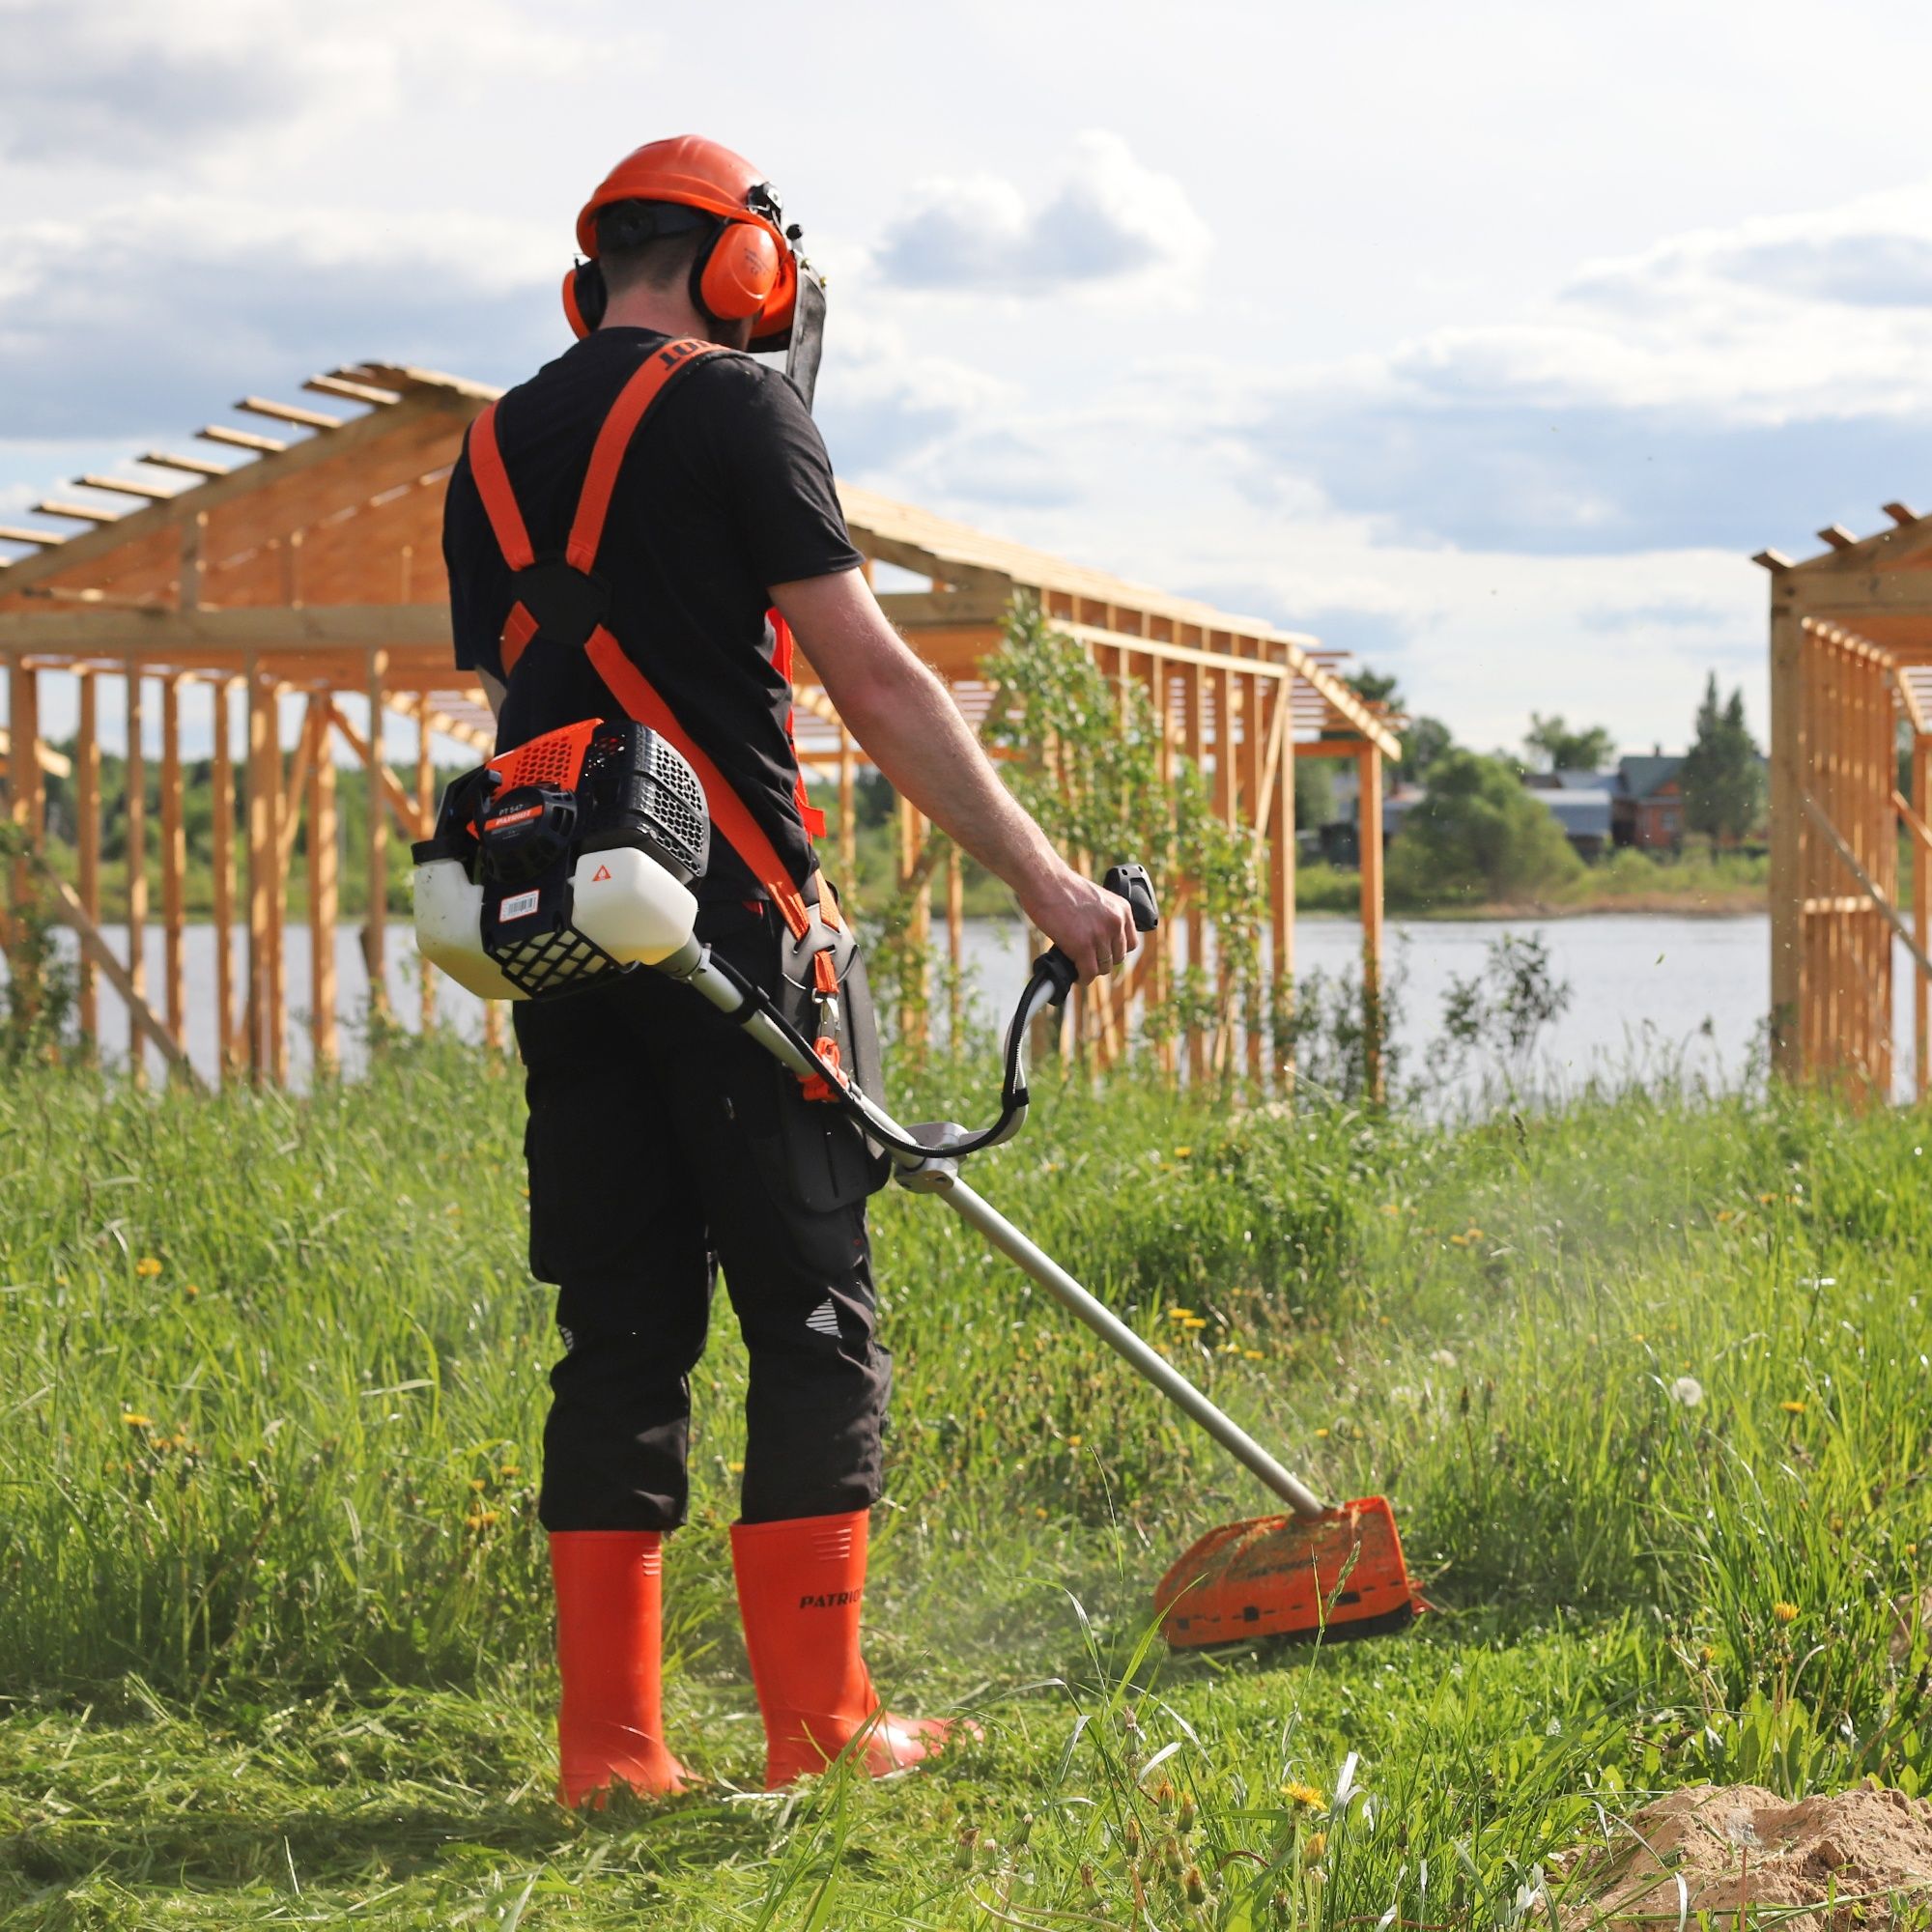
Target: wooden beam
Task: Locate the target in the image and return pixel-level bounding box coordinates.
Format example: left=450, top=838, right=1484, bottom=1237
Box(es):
left=0, top=728, right=71, bottom=780
left=140, top=449, right=231, bottom=478
left=125, top=673, right=147, bottom=1088
left=210, top=677, right=237, bottom=1080
left=1790, top=573, right=1932, bottom=618
left=307, top=694, right=339, bottom=1072
left=327, top=696, right=428, bottom=841
left=0, top=379, right=464, bottom=595
left=76, top=672, right=99, bottom=1037
left=1753, top=549, right=1794, bottom=571
left=305, top=374, right=403, bottom=407
left=877, top=587, right=1011, bottom=627
left=1816, top=525, right=1857, bottom=551
left=0, top=526, right=63, bottom=548
left=1803, top=787, right=1932, bottom=980
left=35, top=861, right=205, bottom=1091
left=0, top=605, right=455, bottom=649
left=1884, top=502, right=1918, bottom=527
left=34, top=499, right=121, bottom=526
left=199, top=423, right=286, bottom=456
left=360, top=657, right=390, bottom=1013
left=75, top=474, right=178, bottom=502
left=276, top=702, right=317, bottom=876
left=160, top=677, right=186, bottom=1047
left=237, top=396, right=346, bottom=432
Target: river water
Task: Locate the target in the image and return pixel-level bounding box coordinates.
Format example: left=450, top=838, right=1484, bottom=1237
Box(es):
left=44, top=910, right=1906, bottom=1104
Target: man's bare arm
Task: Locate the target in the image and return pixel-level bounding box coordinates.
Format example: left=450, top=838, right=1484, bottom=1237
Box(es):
left=773, top=567, right=1135, bottom=981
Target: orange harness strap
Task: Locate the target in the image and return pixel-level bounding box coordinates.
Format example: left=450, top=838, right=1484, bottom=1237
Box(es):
left=585, top=626, right=811, bottom=938
left=567, top=338, right=724, bottom=572
left=471, top=338, right=826, bottom=940
left=467, top=404, right=536, bottom=570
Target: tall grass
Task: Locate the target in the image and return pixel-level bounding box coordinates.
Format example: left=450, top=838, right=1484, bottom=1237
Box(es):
left=3, top=1042, right=1929, bottom=1924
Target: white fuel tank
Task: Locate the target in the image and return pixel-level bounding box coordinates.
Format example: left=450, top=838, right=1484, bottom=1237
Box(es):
left=412, top=847, right=699, bottom=1001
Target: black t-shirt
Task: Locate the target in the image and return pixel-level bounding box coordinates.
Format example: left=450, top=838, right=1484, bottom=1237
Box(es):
left=441, top=327, right=863, bottom=902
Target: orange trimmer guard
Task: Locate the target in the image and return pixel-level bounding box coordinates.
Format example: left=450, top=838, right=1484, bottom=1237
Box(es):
left=1154, top=1496, right=1422, bottom=1650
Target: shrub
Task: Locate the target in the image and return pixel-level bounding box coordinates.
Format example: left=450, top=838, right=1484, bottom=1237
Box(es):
left=1386, top=750, right=1583, bottom=906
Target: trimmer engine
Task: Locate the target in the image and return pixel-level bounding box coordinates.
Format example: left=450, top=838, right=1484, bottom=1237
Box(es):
left=412, top=718, right=709, bottom=1002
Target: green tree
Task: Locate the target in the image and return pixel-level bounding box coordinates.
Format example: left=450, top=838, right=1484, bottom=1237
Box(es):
left=1678, top=674, right=1764, bottom=841
left=1386, top=750, right=1583, bottom=906
left=1293, top=756, right=1334, bottom=831
left=1399, top=715, right=1454, bottom=782
left=1524, top=712, right=1614, bottom=774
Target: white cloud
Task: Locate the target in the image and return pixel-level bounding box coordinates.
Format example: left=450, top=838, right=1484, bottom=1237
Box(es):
left=869, top=131, right=1211, bottom=298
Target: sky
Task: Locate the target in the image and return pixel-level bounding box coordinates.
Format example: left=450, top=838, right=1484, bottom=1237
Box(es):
left=5, top=0, right=1932, bottom=760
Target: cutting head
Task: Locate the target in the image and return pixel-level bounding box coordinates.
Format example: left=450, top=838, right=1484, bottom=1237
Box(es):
left=1153, top=1496, right=1423, bottom=1649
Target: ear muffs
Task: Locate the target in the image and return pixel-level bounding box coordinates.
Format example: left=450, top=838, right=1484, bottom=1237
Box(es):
left=562, top=259, right=606, bottom=339
left=694, top=219, right=782, bottom=323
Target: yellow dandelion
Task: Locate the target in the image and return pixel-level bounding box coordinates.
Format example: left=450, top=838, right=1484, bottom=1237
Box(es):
left=1758, top=1192, right=1777, bottom=1205
left=1314, top=1427, right=1329, bottom=1439
left=183, top=1284, right=199, bottom=1300
left=1169, top=1308, right=1197, bottom=1321
left=121, top=1411, right=153, bottom=1429
left=1065, top=1435, right=1083, bottom=1449
left=1304, top=1830, right=1327, bottom=1861
left=1282, top=1780, right=1324, bottom=1809
left=1773, top=1601, right=1799, bottom=1625
left=465, top=1510, right=500, bottom=1530
left=469, top=1478, right=487, bottom=1492
left=726, top=1460, right=745, bottom=1474
left=498, top=1464, right=521, bottom=1479
left=1243, top=1350, right=1265, bottom=1361
left=1380, top=1204, right=1402, bottom=1216
left=1781, top=1400, right=1807, bottom=1414
left=1181, top=1317, right=1208, bottom=1330
left=133, top=1257, right=162, bottom=1278
left=1698, top=1644, right=1717, bottom=1664
left=1035, top=1506, right=1048, bottom=1520
left=1173, top=1145, right=1193, bottom=1158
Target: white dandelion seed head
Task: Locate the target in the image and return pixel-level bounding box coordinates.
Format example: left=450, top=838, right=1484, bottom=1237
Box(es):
left=1669, top=1376, right=1705, bottom=1407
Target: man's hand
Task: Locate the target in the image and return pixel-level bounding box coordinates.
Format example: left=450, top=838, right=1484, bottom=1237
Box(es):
left=1020, top=865, right=1139, bottom=982
left=773, top=567, right=1143, bottom=983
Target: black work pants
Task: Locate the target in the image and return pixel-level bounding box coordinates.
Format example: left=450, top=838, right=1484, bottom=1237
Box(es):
left=514, top=903, right=891, bottom=1532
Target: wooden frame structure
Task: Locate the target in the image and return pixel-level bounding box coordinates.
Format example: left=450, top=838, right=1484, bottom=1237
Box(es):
left=1, top=361, right=1397, bottom=1088
left=1760, top=501, right=1932, bottom=1100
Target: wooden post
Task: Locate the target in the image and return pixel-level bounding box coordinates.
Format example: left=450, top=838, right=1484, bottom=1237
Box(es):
left=210, top=679, right=237, bottom=1079
left=838, top=722, right=857, bottom=887
left=946, top=839, right=964, bottom=1046
left=364, top=650, right=389, bottom=1015
left=1183, top=661, right=1207, bottom=1084
left=1272, top=693, right=1296, bottom=1094
left=1769, top=590, right=1803, bottom=1081
left=415, top=696, right=435, bottom=1033
left=245, top=659, right=272, bottom=1083
left=306, top=695, right=339, bottom=1073
left=1240, top=670, right=1266, bottom=1086
left=268, top=685, right=287, bottom=1086
left=4, top=658, right=43, bottom=1014
left=76, top=671, right=99, bottom=1038
left=160, top=676, right=186, bottom=1053
left=1357, top=739, right=1385, bottom=1101
left=1143, top=657, right=1176, bottom=1077
left=1917, top=734, right=1929, bottom=1102
left=125, top=670, right=148, bottom=1087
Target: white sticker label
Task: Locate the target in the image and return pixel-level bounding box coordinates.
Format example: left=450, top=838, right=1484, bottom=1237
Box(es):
left=498, top=889, right=540, bottom=923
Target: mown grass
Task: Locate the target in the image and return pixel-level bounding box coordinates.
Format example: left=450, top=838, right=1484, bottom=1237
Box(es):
left=3, top=1040, right=1930, bottom=1926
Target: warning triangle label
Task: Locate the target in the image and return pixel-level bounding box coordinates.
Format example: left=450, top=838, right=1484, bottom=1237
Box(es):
left=591, top=864, right=611, bottom=882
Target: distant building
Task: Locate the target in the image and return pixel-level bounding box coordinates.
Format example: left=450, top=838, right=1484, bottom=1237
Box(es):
left=1615, top=754, right=1686, bottom=849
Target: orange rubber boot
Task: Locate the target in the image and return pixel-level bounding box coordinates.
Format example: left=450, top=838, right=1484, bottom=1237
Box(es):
left=730, top=1509, right=966, bottom=1788
left=550, top=1530, right=691, bottom=1806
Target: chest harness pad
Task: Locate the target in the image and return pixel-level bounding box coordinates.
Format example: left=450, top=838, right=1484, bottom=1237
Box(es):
left=465, top=336, right=853, bottom=1096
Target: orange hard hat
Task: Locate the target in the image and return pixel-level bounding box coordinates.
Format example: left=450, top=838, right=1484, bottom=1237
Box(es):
left=573, top=134, right=799, bottom=347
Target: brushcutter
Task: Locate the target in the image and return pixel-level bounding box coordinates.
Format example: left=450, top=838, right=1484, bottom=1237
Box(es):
left=413, top=719, right=1423, bottom=1648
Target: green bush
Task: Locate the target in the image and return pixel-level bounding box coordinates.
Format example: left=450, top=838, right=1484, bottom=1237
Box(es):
left=1387, top=750, right=1583, bottom=906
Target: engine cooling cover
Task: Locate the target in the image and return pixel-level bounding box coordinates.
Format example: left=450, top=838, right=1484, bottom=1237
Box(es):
left=412, top=718, right=706, bottom=1002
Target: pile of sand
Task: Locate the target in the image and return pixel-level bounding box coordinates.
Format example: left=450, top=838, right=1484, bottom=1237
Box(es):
left=1563, top=1783, right=1932, bottom=1928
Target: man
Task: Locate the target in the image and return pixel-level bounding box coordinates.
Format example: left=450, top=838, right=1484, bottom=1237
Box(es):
left=442, top=134, right=1134, bottom=1805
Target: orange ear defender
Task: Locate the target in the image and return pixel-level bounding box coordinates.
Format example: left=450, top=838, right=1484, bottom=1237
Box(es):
left=564, top=134, right=800, bottom=348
